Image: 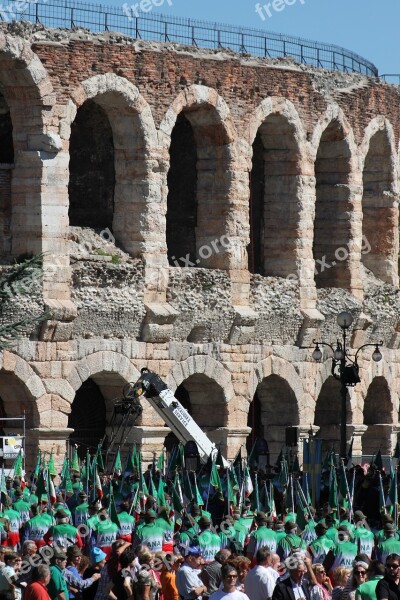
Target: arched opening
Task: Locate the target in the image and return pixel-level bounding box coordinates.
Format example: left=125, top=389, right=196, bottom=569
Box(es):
left=314, top=376, right=351, bottom=454
left=362, top=377, right=393, bottom=455
left=0, top=371, right=39, bottom=471
left=171, top=374, right=227, bottom=453
left=69, top=99, right=115, bottom=230
left=362, top=130, right=396, bottom=282
left=68, top=378, right=107, bottom=459
left=167, top=113, right=197, bottom=265
left=314, top=120, right=352, bottom=288
left=0, top=90, right=13, bottom=257
left=249, top=114, right=301, bottom=276
left=166, top=104, right=234, bottom=270
left=164, top=384, right=192, bottom=453
left=247, top=390, right=262, bottom=454
left=250, top=375, right=299, bottom=462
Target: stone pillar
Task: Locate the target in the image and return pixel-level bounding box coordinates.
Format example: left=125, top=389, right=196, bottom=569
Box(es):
left=346, top=424, right=367, bottom=458
left=361, top=424, right=400, bottom=456
left=119, top=426, right=170, bottom=465
left=206, top=427, right=251, bottom=461
left=29, top=428, right=73, bottom=474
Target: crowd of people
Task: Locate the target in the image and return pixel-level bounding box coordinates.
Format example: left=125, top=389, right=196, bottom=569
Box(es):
left=0, top=463, right=399, bottom=600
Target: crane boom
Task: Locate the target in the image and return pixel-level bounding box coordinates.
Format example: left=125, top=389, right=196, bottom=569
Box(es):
left=126, top=368, right=227, bottom=465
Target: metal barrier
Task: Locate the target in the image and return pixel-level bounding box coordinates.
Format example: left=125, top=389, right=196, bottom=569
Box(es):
left=380, top=74, right=400, bottom=86
left=1, top=0, right=378, bottom=77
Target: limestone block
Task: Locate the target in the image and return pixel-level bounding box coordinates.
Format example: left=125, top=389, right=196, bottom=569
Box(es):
left=52, top=322, right=73, bottom=342
left=296, top=308, right=325, bottom=348
left=24, top=375, right=46, bottom=399
left=144, top=303, right=179, bottom=325
left=43, top=379, right=74, bottom=403
left=28, top=132, right=61, bottom=153
left=142, top=324, right=174, bottom=343
left=2, top=351, right=16, bottom=373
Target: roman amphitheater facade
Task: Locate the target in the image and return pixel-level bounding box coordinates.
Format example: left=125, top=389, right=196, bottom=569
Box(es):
left=0, top=24, right=400, bottom=470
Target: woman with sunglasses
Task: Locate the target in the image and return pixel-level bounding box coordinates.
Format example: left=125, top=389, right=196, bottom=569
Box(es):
left=311, top=564, right=333, bottom=600
left=341, top=558, right=370, bottom=600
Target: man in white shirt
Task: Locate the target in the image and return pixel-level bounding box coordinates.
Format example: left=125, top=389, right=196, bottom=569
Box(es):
left=245, top=548, right=279, bottom=600
left=210, top=564, right=250, bottom=600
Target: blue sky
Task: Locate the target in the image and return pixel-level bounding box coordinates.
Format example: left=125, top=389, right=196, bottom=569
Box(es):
left=105, top=0, right=400, bottom=75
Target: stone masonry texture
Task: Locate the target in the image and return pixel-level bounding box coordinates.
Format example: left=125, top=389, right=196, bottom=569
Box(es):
left=0, top=22, right=399, bottom=470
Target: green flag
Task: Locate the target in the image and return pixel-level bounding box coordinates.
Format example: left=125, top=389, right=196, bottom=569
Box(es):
left=156, top=452, right=165, bottom=473
left=108, top=484, right=121, bottom=528
left=33, top=451, right=41, bottom=479
left=36, top=469, right=47, bottom=499
left=114, top=449, right=122, bottom=475
left=157, top=476, right=166, bottom=506
left=171, top=483, right=183, bottom=512
left=248, top=440, right=260, bottom=468
left=210, top=460, right=223, bottom=500
left=48, top=451, right=57, bottom=477
left=328, top=466, right=338, bottom=512
left=71, top=448, right=80, bottom=473
left=193, top=472, right=204, bottom=506
left=13, top=449, right=23, bottom=477
left=96, top=445, right=105, bottom=472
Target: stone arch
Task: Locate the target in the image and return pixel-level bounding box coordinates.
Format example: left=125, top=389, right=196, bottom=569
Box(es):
left=0, top=351, right=46, bottom=469
left=248, top=356, right=302, bottom=460
left=248, top=355, right=304, bottom=407
left=362, top=376, right=394, bottom=455
left=246, top=98, right=308, bottom=277
left=160, top=85, right=242, bottom=271
left=0, top=33, right=56, bottom=259
left=65, top=352, right=170, bottom=464
left=311, top=105, right=357, bottom=290
left=168, top=355, right=235, bottom=403
left=359, top=117, right=398, bottom=284
left=64, top=73, right=160, bottom=257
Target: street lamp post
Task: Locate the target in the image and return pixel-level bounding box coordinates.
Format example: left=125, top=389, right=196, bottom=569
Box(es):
left=312, top=311, right=383, bottom=461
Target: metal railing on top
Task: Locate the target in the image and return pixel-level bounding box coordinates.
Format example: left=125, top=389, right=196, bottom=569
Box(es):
left=380, top=74, right=400, bottom=86
left=0, top=0, right=379, bottom=77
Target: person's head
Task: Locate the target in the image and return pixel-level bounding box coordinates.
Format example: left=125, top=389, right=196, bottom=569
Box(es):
left=144, top=509, right=157, bottom=524
left=337, top=525, right=351, bottom=543
left=256, top=547, right=271, bottom=566
left=4, top=552, right=22, bottom=571
left=284, top=521, right=297, bottom=535
left=215, top=549, right=231, bottom=565
left=269, top=553, right=281, bottom=572
left=221, top=563, right=238, bottom=593
left=386, top=554, right=400, bottom=580
left=255, top=512, right=267, bottom=528
left=22, top=540, right=37, bottom=557
left=352, top=560, right=369, bottom=585
left=198, top=516, right=211, bottom=531
left=367, top=560, right=385, bottom=578
left=312, top=563, right=327, bottom=584
left=384, top=523, right=397, bottom=538
left=89, top=547, right=107, bottom=570
left=333, top=566, right=351, bottom=587
left=138, top=549, right=154, bottom=568
left=284, top=554, right=306, bottom=584
left=315, top=523, right=328, bottom=538
left=119, top=548, right=136, bottom=570
left=185, top=547, right=203, bottom=569
left=232, top=558, right=251, bottom=581
left=67, top=545, right=83, bottom=566
left=51, top=550, right=68, bottom=570
left=54, top=509, right=69, bottom=524
left=31, top=564, right=51, bottom=586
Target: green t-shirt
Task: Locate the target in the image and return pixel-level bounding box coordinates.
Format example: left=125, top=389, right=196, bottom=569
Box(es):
left=119, top=511, right=136, bottom=538
left=136, top=522, right=165, bottom=553
left=48, top=564, right=69, bottom=600
left=354, top=526, right=374, bottom=557
left=198, top=528, right=222, bottom=562
left=95, top=520, right=119, bottom=548
left=330, top=540, right=357, bottom=570
left=309, top=535, right=335, bottom=563
left=247, top=526, right=277, bottom=556
left=355, top=576, right=383, bottom=600
left=376, top=537, right=400, bottom=564
left=24, top=514, right=50, bottom=542
left=278, top=533, right=306, bottom=559
left=47, top=523, right=80, bottom=547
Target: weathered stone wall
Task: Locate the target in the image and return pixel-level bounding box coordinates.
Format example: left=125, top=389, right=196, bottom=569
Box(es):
left=0, top=23, right=399, bottom=469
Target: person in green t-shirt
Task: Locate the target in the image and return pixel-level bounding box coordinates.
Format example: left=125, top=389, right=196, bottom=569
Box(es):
left=197, top=515, right=222, bottom=563
left=247, top=512, right=277, bottom=562
left=133, top=509, right=165, bottom=554
left=277, top=520, right=306, bottom=560
left=355, top=560, right=385, bottom=600
left=308, top=522, right=335, bottom=564
left=375, top=523, right=400, bottom=564
left=48, top=549, right=70, bottom=600
left=353, top=510, right=374, bottom=558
